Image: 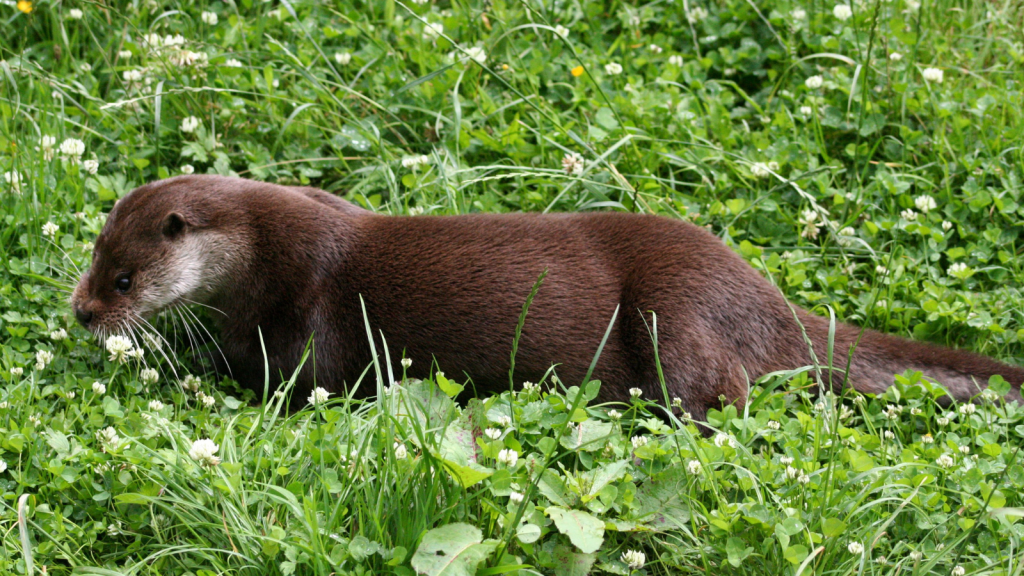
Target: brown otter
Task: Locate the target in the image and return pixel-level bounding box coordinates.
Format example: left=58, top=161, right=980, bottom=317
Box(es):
left=70, top=175, right=1023, bottom=418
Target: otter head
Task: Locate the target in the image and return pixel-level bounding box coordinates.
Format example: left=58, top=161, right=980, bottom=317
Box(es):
left=71, top=176, right=248, bottom=336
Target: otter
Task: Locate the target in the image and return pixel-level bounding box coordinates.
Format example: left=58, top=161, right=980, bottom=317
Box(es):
left=70, top=175, right=1023, bottom=418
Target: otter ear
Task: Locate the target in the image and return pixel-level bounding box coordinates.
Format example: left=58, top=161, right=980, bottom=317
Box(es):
left=162, top=212, right=187, bottom=238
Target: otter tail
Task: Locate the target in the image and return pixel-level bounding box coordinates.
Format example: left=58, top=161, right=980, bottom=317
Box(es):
left=797, top=311, right=1024, bottom=403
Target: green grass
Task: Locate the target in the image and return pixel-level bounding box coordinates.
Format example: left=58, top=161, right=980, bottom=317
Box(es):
left=1, top=0, right=1024, bottom=574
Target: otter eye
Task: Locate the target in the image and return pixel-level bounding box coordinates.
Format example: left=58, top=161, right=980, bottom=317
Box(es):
left=115, top=275, right=132, bottom=293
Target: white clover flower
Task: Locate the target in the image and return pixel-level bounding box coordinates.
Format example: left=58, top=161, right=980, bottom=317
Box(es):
left=42, top=222, right=59, bottom=238
left=798, top=471, right=810, bottom=484
left=780, top=455, right=794, bottom=465
left=883, top=430, right=895, bottom=440
left=628, top=387, right=642, bottom=399
left=875, top=556, right=887, bottom=565
left=202, top=393, right=216, bottom=408
left=68, top=8, right=84, bottom=19
left=669, top=54, right=684, bottom=67
left=401, top=155, right=431, bottom=169
left=80, top=62, right=93, bottom=72
left=118, top=50, right=133, bottom=59
left=554, top=25, right=569, bottom=39
left=631, top=435, right=649, bottom=449
left=936, top=454, right=955, bottom=468
left=833, top=4, right=853, bottom=20
left=951, top=566, right=965, bottom=576
left=910, top=550, right=923, bottom=561
left=35, top=350, right=54, bottom=370
left=50, top=328, right=67, bottom=340
left=92, top=381, right=107, bottom=394
left=29, top=414, right=42, bottom=426
left=798, top=209, right=822, bottom=239
left=686, top=6, right=708, bottom=23
left=181, top=164, right=195, bottom=175
left=97, top=426, right=121, bottom=451
left=497, top=449, right=519, bottom=466
left=122, top=69, right=144, bottom=83
left=10, top=367, right=23, bottom=377
left=649, top=44, right=663, bottom=54
left=189, top=438, right=221, bottom=466
left=959, top=445, right=970, bottom=454
left=915, top=195, right=936, bottom=213
left=423, top=22, right=444, bottom=40
left=958, top=403, right=976, bottom=417
left=687, top=459, right=702, bottom=474
left=464, top=46, right=487, bottom=64
left=889, top=52, right=902, bottom=61
left=940, top=221, right=953, bottom=233
left=105, top=335, right=134, bottom=363
left=848, top=542, right=864, bottom=554
left=148, top=400, right=164, bottom=411
left=334, top=52, right=352, bottom=65
left=39, top=135, right=56, bottom=160
left=170, top=49, right=208, bottom=67
left=223, top=58, right=243, bottom=68
left=521, top=381, right=538, bottom=394
left=561, top=151, right=585, bottom=176
left=799, top=105, right=813, bottom=116
left=604, top=62, right=623, bottom=75
left=165, top=34, right=186, bottom=47
left=401, top=357, right=413, bottom=369
left=766, top=420, right=780, bottom=431
left=937, top=416, right=950, bottom=426
left=509, top=491, right=524, bottom=504
left=308, top=386, right=330, bottom=405
left=785, top=465, right=800, bottom=479
left=67, top=391, right=76, bottom=400
left=484, top=428, right=502, bottom=440
left=181, top=374, right=201, bottom=392
left=713, top=433, right=735, bottom=448
left=900, top=208, right=918, bottom=221
left=493, top=415, right=511, bottom=428
left=840, top=405, right=854, bottom=420
left=922, top=67, right=944, bottom=83
left=59, top=138, right=85, bottom=160
left=201, top=11, right=218, bottom=25
left=180, top=116, right=200, bottom=133
left=622, top=549, right=646, bottom=570
left=884, top=404, right=903, bottom=420
left=607, top=409, right=622, bottom=420
left=910, top=407, right=923, bottom=416
left=394, top=442, right=408, bottom=459
left=791, top=8, right=807, bottom=20
left=3, top=170, right=23, bottom=194
left=82, top=159, right=99, bottom=175
left=805, top=75, right=824, bottom=89
left=0, top=460, right=6, bottom=473
left=751, top=162, right=774, bottom=178
left=140, top=368, right=159, bottom=384
left=947, top=262, right=971, bottom=278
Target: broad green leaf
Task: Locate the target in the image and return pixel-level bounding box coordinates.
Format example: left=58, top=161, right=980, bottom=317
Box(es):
left=411, top=523, right=498, bottom=576
left=546, top=506, right=605, bottom=553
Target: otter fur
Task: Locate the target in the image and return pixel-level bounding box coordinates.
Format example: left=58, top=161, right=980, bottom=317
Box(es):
left=70, top=175, right=1024, bottom=418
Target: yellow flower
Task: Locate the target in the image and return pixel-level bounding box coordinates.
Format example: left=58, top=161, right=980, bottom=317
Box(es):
left=571, top=65, right=584, bottom=77
left=17, top=1, right=32, bottom=13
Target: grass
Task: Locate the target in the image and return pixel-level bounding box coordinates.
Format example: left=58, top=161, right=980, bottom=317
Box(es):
left=1, top=0, right=1023, bottom=574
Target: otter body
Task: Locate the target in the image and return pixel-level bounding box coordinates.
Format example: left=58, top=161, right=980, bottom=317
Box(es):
left=71, top=176, right=1024, bottom=417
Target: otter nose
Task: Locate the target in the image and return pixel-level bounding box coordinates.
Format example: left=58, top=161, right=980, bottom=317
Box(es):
left=74, top=305, right=93, bottom=327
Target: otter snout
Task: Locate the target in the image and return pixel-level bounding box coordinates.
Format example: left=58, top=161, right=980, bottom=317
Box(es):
left=74, top=304, right=94, bottom=327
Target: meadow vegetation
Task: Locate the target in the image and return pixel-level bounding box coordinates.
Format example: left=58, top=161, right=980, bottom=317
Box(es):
left=1, top=0, right=1023, bottom=574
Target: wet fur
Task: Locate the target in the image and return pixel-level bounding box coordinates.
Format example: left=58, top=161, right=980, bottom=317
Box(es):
left=72, top=176, right=1024, bottom=419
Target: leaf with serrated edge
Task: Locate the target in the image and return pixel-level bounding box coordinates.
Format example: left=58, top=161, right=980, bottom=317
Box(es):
left=546, top=507, right=605, bottom=553
left=411, top=523, right=497, bottom=576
